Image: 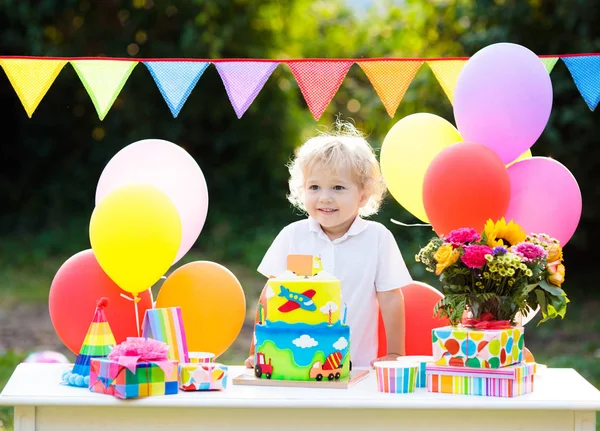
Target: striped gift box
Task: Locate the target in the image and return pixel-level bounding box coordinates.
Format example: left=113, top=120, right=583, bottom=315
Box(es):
left=426, top=362, right=535, bottom=397
left=374, top=361, right=418, bottom=394
left=141, top=307, right=189, bottom=363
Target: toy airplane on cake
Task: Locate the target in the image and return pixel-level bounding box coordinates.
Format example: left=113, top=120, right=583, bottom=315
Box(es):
left=278, top=286, right=317, bottom=312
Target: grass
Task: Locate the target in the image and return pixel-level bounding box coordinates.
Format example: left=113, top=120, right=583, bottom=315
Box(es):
left=0, top=256, right=598, bottom=430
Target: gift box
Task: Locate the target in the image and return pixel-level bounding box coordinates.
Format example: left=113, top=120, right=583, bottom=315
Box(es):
left=432, top=326, right=524, bottom=368
left=141, top=307, right=189, bottom=363
left=426, top=362, right=535, bottom=397
left=89, top=358, right=179, bottom=399
left=179, top=362, right=228, bottom=391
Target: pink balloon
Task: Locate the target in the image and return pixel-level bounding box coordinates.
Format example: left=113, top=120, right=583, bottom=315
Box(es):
left=96, top=139, right=208, bottom=264
left=505, top=157, right=581, bottom=245
left=453, top=43, right=553, bottom=164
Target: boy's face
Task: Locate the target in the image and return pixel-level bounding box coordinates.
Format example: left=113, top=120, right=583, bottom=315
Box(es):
left=304, top=165, right=367, bottom=239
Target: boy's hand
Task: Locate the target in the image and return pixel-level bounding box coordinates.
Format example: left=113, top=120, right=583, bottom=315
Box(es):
left=370, top=354, right=401, bottom=368
left=245, top=355, right=255, bottom=368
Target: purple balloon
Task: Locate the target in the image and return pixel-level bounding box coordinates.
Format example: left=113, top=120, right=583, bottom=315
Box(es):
left=505, top=157, right=581, bottom=245
left=454, top=43, right=553, bottom=164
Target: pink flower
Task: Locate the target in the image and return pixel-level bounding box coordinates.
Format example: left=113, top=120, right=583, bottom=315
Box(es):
left=461, top=245, right=493, bottom=268
left=108, top=337, right=170, bottom=361
left=445, top=228, right=480, bottom=245
left=511, top=243, right=547, bottom=262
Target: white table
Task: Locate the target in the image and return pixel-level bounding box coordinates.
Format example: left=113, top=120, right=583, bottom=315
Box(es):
left=1, top=364, right=599, bottom=431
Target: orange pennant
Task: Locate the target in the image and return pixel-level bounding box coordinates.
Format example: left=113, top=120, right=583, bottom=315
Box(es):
left=287, top=61, right=353, bottom=120
left=427, top=60, right=467, bottom=104
left=0, top=59, right=67, bottom=117
left=358, top=60, right=423, bottom=117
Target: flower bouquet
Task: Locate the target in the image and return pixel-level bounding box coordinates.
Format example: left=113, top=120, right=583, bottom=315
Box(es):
left=416, top=218, right=568, bottom=326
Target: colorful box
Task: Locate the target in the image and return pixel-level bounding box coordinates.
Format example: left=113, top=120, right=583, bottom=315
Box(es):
left=89, top=358, right=179, bottom=399
left=141, top=307, right=189, bottom=363
left=432, top=326, right=524, bottom=368
left=179, top=362, right=228, bottom=391
left=426, top=362, right=535, bottom=397
left=374, top=361, right=418, bottom=394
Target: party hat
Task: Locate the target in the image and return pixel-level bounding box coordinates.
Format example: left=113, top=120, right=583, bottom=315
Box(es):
left=62, top=297, right=116, bottom=387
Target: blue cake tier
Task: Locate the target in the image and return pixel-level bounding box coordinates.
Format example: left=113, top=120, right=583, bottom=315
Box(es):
left=254, top=321, right=351, bottom=381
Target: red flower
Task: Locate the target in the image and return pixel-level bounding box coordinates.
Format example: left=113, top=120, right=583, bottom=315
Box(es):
left=445, top=228, right=481, bottom=245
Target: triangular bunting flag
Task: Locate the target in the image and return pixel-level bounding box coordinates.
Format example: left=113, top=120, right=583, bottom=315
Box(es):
left=62, top=297, right=116, bottom=387
left=540, top=57, right=559, bottom=74
left=358, top=60, right=422, bottom=118
left=71, top=59, right=137, bottom=120
left=287, top=60, right=353, bottom=120
left=563, top=56, right=600, bottom=110
left=427, top=60, right=467, bottom=104
left=144, top=61, right=209, bottom=117
left=215, top=61, right=279, bottom=118
left=0, top=59, right=67, bottom=117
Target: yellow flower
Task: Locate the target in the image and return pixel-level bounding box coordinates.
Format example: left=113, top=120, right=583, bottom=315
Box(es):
left=433, top=244, right=460, bottom=275
left=484, top=218, right=527, bottom=247
left=547, top=243, right=563, bottom=262
left=547, top=261, right=566, bottom=286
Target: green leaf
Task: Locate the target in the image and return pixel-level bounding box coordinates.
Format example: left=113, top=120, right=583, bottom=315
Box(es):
left=538, top=280, right=566, bottom=297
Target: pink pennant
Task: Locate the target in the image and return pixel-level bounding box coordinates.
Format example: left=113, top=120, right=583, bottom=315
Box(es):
left=215, top=61, right=279, bottom=118
left=287, top=60, right=353, bottom=120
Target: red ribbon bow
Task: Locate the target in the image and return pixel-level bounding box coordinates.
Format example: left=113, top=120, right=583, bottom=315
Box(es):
left=462, top=312, right=512, bottom=330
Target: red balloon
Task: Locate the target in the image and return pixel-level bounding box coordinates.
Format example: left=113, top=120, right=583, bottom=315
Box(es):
left=378, top=282, right=449, bottom=356
left=49, top=249, right=153, bottom=354
left=423, top=142, right=511, bottom=236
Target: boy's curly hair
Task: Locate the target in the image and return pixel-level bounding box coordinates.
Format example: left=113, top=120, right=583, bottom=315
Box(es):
left=287, top=120, right=386, bottom=217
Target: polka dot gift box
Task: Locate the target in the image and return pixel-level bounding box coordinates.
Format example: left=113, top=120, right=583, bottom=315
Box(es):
left=432, top=326, right=524, bottom=369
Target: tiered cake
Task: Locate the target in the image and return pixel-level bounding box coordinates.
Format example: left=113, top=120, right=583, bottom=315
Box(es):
left=253, top=255, right=351, bottom=381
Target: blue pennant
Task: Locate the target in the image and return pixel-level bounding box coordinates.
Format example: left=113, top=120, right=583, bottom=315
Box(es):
left=562, top=56, right=600, bottom=111
left=144, top=61, right=210, bottom=117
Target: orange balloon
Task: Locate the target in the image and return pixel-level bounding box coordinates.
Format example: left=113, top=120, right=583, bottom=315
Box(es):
left=155, top=261, right=246, bottom=357
left=524, top=347, right=535, bottom=363
left=378, top=281, right=450, bottom=356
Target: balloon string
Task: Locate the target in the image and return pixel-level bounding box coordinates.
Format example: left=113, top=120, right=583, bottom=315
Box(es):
left=120, top=293, right=141, bottom=337
left=390, top=218, right=432, bottom=227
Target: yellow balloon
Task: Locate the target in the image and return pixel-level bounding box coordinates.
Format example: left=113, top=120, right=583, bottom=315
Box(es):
left=506, top=149, right=532, bottom=167
left=381, top=113, right=462, bottom=222
left=90, top=184, right=182, bottom=295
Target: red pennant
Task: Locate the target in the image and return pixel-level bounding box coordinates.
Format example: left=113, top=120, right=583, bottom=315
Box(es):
left=287, top=60, right=353, bottom=120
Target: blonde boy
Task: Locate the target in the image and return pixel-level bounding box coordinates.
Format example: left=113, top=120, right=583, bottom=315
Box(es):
left=246, top=122, right=412, bottom=368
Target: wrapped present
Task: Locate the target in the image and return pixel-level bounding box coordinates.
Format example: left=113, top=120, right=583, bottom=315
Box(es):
left=89, top=338, right=178, bottom=399
left=179, top=362, right=228, bottom=391
left=141, top=307, right=189, bottom=363
left=426, top=362, right=535, bottom=397
left=432, top=326, right=524, bottom=368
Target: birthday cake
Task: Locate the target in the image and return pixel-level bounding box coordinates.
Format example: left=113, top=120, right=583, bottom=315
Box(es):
left=253, top=255, right=351, bottom=381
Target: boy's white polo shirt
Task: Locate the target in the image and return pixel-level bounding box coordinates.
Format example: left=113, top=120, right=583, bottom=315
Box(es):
left=257, top=216, right=413, bottom=368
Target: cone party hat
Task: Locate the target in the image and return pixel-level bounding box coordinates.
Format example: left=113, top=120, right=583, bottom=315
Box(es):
left=62, top=297, right=116, bottom=387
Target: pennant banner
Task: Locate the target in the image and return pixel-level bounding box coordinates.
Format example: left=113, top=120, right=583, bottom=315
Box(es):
left=427, top=60, right=467, bottom=104
left=145, top=61, right=209, bottom=118
left=541, top=57, right=559, bottom=74
left=358, top=60, right=423, bottom=118
left=71, top=60, right=137, bottom=120
left=0, top=58, right=67, bottom=117
left=287, top=60, right=353, bottom=120
left=562, top=56, right=600, bottom=111
left=0, top=54, right=598, bottom=119
left=215, top=61, right=279, bottom=119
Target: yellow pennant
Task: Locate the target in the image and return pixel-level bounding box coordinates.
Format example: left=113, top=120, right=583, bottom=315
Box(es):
left=359, top=61, right=422, bottom=118
left=427, top=60, right=467, bottom=104
left=0, top=59, right=67, bottom=118
left=71, top=60, right=137, bottom=120
left=540, top=57, right=559, bottom=74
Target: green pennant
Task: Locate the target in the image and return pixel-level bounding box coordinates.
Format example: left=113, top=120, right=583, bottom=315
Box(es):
left=540, top=57, right=559, bottom=74
left=71, top=60, right=137, bottom=120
